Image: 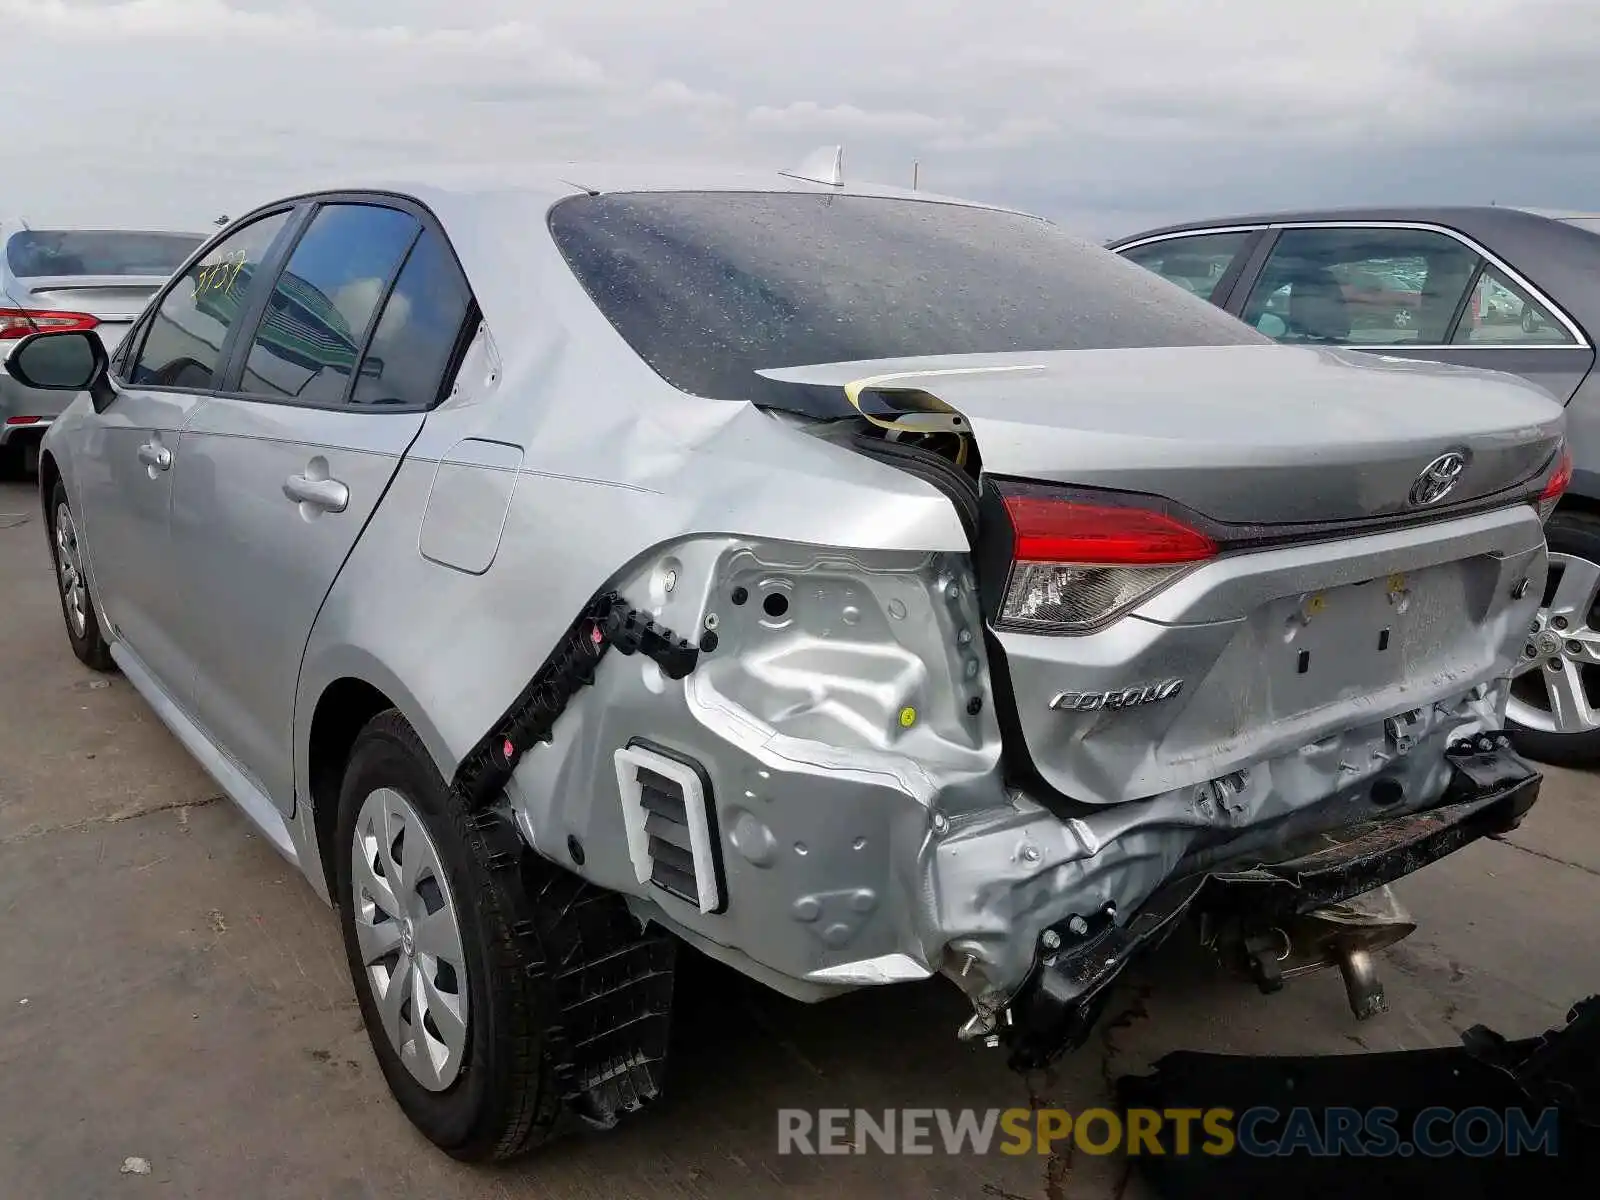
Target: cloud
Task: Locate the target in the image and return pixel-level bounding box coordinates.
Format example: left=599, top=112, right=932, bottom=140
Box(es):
left=746, top=101, right=956, bottom=138
left=0, top=0, right=1596, bottom=239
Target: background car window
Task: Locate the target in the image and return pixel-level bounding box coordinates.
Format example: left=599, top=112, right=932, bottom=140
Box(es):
left=237, top=204, right=420, bottom=405
left=1241, top=227, right=1481, bottom=346
left=349, top=228, right=474, bottom=410
left=6, top=230, right=204, bottom=279
left=1118, top=232, right=1252, bottom=302
left=549, top=192, right=1265, bottom=420
left=1452, top=263, right=1576, bottom=345
left=130, top=212, right=292, bottom=390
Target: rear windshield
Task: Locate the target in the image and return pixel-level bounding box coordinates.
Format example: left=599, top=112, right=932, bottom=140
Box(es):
left=6, top=229, right=204, bottom=279
left=548, top=191, right=1264, bottom=417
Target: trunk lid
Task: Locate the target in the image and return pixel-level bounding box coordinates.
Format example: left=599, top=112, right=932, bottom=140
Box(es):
left=765, top=344, right=1559, bottom=806
left=760, top=344, right=1565, bottom=524
left=9, top=274, right=170, bottom=351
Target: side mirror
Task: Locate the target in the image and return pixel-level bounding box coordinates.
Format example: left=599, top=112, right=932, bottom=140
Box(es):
left=3, top=329, right=115, bottom=412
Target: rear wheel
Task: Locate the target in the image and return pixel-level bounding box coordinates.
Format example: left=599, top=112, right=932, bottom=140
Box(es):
left=334, top=710, right=563, bottom=1161
left=45, top=480, right=115, bottom=672
left=1508, top=509, right=1600, bottom=766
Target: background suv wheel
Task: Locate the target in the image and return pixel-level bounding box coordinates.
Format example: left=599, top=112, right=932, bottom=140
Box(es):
left=1508, top=509, right=1600, bottom=766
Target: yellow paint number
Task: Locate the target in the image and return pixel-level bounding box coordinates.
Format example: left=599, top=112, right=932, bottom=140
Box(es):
left=190, top=249, right=249, bottom=302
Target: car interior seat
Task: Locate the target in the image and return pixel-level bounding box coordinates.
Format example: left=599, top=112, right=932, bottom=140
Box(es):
left=1287, top=266, right=1353, bottom=342
left=1158, top=253, right=1221, bottom=300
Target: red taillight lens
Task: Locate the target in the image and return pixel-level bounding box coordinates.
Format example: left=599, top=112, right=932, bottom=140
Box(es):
left=0, top=308, right=100, bottom=340
left=1538, top=446, right=1572, bottom=523
left=1003, top=496, right=1218, bottom=565
left=998, top=491, right=1218, bottom=632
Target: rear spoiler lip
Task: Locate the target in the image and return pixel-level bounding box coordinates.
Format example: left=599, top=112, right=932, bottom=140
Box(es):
left=18, top=274, right=174, bottom=293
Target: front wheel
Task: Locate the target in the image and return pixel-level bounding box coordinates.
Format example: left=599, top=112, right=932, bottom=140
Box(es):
left=334, top=710, right=563, bottom=1160
left=1508, top=509, right=1600, bottom=766
left=45, top=480, right=115, bottom=672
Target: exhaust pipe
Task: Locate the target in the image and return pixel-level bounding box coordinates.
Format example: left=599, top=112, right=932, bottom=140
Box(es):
left=1210, top=884, right=1417, bottom=1020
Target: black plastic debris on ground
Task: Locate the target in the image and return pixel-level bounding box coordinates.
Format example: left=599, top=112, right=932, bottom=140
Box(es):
left=1117, top=995, right=1600, bottom=1198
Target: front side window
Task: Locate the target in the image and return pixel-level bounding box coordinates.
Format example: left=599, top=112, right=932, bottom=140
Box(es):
left=1453, top=263, right=1576, bottom=345
left=237, top=204, right=420, bottom=405
left=349, top=228, right=474, bottom=410
left=1242, top=227, right=1481, bottom=346
left=548, top=192, right=1263, bottom=419
left=131, top=211, right=292, bottom=390
left=1118, top=231, right=1253, bottom=303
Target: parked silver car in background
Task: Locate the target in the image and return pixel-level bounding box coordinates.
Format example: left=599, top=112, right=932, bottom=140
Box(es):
left=0, top=220, right=203, bottom=477
left=6, top=165, right=1568, bottom=1163
left=1109, top=206, right=1600, bottom=765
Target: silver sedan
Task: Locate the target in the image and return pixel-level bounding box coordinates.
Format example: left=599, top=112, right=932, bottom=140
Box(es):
left=6, top=163, right=1565, bottom=1161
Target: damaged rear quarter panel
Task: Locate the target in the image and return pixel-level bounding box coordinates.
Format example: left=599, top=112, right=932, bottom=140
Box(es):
left=292, top=234, right=977, bottom=930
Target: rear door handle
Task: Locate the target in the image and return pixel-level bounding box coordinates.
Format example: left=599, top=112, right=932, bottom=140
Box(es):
left=283, top=473, right=349, bottom=513
left=137, top=441, right=171, bottom=471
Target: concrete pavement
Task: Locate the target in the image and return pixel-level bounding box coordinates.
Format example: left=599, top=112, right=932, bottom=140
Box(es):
left=2, top=476, right=1596, bottom=1199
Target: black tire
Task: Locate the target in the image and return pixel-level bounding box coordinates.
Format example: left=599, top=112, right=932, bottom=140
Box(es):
left=0, top=442, right=20, bottom=481
left=1509, top=508, right=1600, bottom=767
left=44, top=480, right=115, bottom=672
left=334, top=710, right=564, bottom=1161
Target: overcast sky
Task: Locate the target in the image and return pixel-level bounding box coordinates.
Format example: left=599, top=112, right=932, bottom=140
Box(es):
left=3, top=0, right=1597, bottom=240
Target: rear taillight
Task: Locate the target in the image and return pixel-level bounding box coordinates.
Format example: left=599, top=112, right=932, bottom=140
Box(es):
left=0, top=308, right=100, bottom=340
left=997, top=487, right=1217, bottom=632
left=1538, top=446, right=1572, bottom=523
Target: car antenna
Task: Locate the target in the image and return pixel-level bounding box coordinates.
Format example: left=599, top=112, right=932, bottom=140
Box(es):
left=213, top=214, right=229, bottom=226
left=780, top=145, right=844, bottom=187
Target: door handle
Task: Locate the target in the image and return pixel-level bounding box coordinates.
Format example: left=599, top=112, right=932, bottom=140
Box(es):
left=137, top=441, right=171, bottom=471
left=283, top=473, right=349, bottom=513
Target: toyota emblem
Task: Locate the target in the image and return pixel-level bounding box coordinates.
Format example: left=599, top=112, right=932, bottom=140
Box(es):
left=1409, top=451, right=1470, bottom=507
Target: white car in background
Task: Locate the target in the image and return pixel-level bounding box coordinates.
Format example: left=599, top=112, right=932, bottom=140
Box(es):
left=0, top=220, right=204, bottom=477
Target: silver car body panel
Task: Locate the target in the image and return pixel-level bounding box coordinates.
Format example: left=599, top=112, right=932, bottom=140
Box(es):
left=37, top=165, right=1563, bottom=1012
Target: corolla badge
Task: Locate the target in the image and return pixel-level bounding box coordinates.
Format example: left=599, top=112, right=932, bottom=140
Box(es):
left=1409, top=450, right=1470, bottom=507
left=1049, top=679, right=1184, bottom=712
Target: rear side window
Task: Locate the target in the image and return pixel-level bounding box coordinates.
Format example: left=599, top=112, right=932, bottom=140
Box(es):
left=238, top=204, right=420, bottom=405
left=1453, top=263, right=1576, bottom=345
left=6, top=230, right=203, bottom=279
left=548, top=192, right=1263, bottom=418
left=350, top=228, right=474, bottom=410
left=1241, top=227, right=1481, bottom=346
left=1118, top=231, right=1254, bottom=303
left=131, top=211, right=292, bottom=390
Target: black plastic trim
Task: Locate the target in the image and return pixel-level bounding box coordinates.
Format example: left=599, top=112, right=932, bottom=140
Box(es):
left=626, top=736, right=728, bottom=916
left=1005, top=762, right=1542, bottom=1071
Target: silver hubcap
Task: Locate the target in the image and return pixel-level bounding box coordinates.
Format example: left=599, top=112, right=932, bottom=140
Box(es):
left=350, top=787, right=469, bottom=1091
left=1508, top=552, right=1600, bottom=735
left=54, top=502, right=88, bottom=639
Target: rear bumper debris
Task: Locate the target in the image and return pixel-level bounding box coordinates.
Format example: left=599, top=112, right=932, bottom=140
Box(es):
left=1003, top=742, right=1541, bottom=1071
